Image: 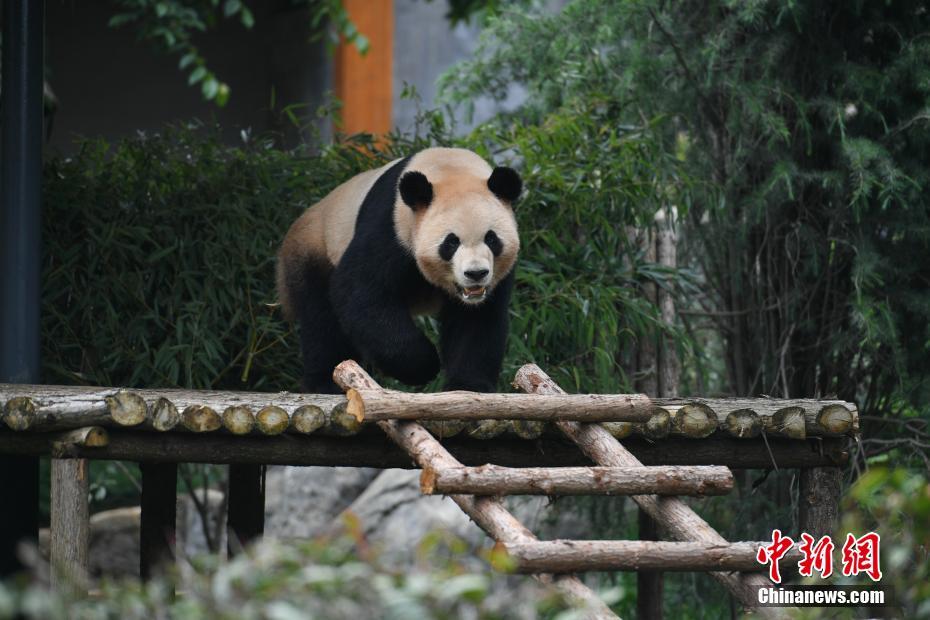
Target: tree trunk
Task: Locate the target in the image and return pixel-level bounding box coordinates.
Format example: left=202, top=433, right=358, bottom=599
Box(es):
left=50, top=458, right=89, bottom=592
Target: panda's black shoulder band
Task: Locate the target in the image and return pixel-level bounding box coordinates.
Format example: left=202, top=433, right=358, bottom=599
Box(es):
left=399, top=170, right=433, bottom=210
left=487, top=166, right=522, bottom=203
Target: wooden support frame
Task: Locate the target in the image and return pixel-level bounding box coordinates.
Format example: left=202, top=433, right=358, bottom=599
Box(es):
left=513, top=364, right=789, bottom=619
left=333, top=360, right=618, bottom=620
left=140, top=462, right=177, bottom=580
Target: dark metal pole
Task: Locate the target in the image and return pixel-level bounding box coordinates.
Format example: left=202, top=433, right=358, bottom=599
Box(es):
left=0, top=0, right=45, bottom=575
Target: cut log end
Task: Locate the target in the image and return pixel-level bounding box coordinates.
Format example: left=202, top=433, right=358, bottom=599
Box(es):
left=674, top=403, right=717, bottom=438
left=222, top=405, right=255, bottom=435
left=772, top=406, right=807, bottom=439
left=327, top=401, right=363, bottom=436
left=3, top=396, right=37, bottom=431
left=50, top=426, right=110, bottom=457
left=467, top=420, right=510, bottom=439
left=422, top=419, right=467, bottom=438
left=292, top=404, right=327, bottom=434
left=642, top=408, right=671, bottom=439
left=151, top=398, right=180, bottom=432
left=601, top=421, right=633, bottom=439
left=345, top=389, right=366, bottom=423
left=181, top=405, right=221, bottom=433
left=106, top=391, right=148, bottom=427
left=256, top=405, right=289, bottom=435
left=816, top=404, right=853, bottom=436
left=725, top=409, right=761, bottom=438
left=511, top=420, right=546, bottom=440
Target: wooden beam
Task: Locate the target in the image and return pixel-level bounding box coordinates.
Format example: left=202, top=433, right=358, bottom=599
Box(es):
left=345, top=387, right=653, bottom=423
left=334, top=0, right=393, bottom=137
left=227, top=464, right=265, bottom=555
left=0, top=429, right=849, bottom=469
left=420, top=465, right=733, bottom=497
left=140, top=462, right=177, bottom=581
left=501, top=540, right=801, bottom=573
left=50, top=458, right=89, bottom=591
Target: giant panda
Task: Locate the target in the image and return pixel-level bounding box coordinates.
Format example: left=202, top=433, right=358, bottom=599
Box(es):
left=276, top=147, right=522, bottom=394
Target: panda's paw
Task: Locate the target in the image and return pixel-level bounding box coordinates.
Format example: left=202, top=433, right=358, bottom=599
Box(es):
left=389, top=343, right=440, bottom=387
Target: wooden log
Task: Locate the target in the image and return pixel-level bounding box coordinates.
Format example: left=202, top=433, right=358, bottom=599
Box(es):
left=344, top=387, right=653, bottom=423
left=421, top=465, right=733, bottom=497
left=652, top=397, right=858, bottom=438
left=255, top=406, right=288, bottom=435
left=501, top=540, right=801, bottom=574
left=222, top=405, right=254, bottom=436
left=151, top=398, right=180, bottom=431
left=467, top=420, right=510, bottom=439
left=291, top=405, right=327, bottom=434
left=49, top=426, right=109, bottom=458
left=0, top=384, right=858, bottom=439
left=0, top=429, right=849, bottom=469
left=655, top=206, right=680, bottom=399
left=421, top=419, right=468, bottom=439
left=513, top=364, right=788, bottom=618
left=798, top=467, right=843, bottom=539
left=50, top=458, right=89, bottom=592
left=181, top=405, right=221, bottom=433
left=227, top=464, right=265, bottom=555
left=332, top=361, right=617, bottom=620
left=140, top=462, right=177, bottom=580
left=637, top=507, right=663, bottom=620
left=0, top=384, right=346, bottom=434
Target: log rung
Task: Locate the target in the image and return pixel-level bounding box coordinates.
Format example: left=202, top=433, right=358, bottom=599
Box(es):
left=421, top=464, right=734, bottom=496
left=500, top=540, right=802, bottom=574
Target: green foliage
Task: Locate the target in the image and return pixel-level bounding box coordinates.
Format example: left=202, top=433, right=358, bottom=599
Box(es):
left=837, top=468, right=930, bottom=618
left=0, top=532, right=570, bottom=619
left=440, top=0, right=930, bottom=457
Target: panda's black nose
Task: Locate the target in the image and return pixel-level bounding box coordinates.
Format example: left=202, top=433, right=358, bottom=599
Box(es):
left=465, top=269, right=489, bottom=282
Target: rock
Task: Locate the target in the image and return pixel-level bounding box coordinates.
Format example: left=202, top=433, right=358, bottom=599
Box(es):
left=264, top=465, right=380, bottom=539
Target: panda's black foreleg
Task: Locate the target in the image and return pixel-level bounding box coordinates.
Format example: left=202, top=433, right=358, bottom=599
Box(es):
left=439, top=272, right=514, bottom=393
left=330, top=279, right=440, bottom=387
left=291, top=258, right=358, bottom=394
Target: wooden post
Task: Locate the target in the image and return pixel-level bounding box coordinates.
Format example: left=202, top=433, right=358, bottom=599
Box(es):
left=798, top=467, right=842, bottom=538
left=50, top=458, right=89, bottom=591
left=227, top=463, right=265, bottom=555
left=140, top=462, right=177, bottom=580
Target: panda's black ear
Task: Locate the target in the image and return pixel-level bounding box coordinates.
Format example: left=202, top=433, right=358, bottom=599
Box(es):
left=399, top=171, right=433, bottom=210
left=488, top=166, right=522, bottom=203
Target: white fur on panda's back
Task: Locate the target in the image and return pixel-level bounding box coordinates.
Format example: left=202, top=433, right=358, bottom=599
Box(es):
left=275, top=158, right=398, bottom=319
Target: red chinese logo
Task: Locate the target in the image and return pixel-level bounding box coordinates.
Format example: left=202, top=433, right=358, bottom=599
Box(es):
left=841, top=532, right=882, bottom=581
left=756, top=530, right=881, bottom=583
left=756, top=529, right=795, bottom=583
left=798, top=533, right=834, bottom=578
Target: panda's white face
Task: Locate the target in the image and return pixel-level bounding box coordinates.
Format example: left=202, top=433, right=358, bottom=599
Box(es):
left=393, top=148, right=522, bottom=306
left=414, top=193, right=519, bottom=305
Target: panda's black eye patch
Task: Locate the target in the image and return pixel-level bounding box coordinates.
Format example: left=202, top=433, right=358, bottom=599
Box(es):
left=484, top=230, right=503, bottom=256
left=439, top=233, right=460, bottom=261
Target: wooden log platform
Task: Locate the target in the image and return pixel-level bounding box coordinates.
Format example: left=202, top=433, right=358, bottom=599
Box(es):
left=0, top=384, right=857, bottom=440
left=420, top=464, right=734, bottom=496
left=501, top=540, right=802, bottom=573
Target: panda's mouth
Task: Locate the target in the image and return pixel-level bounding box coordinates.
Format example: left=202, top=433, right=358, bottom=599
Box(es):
left=456, top=284, right=488, bottom=302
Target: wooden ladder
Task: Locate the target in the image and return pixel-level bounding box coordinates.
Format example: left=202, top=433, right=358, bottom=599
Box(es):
left=334, top=361, right=793, bottom=620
